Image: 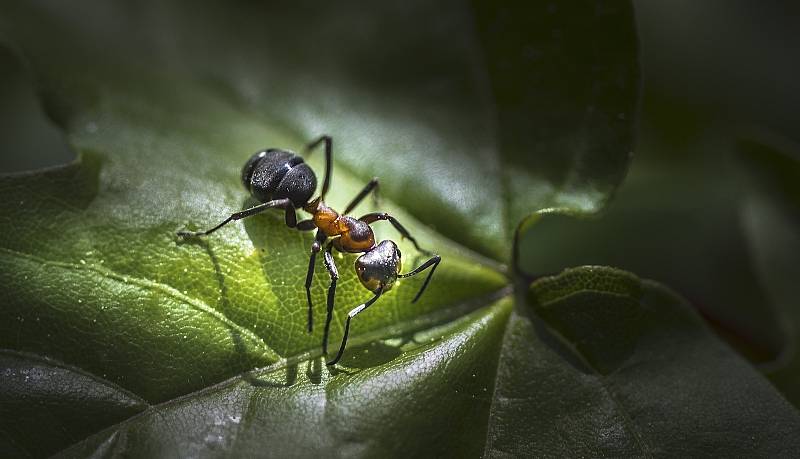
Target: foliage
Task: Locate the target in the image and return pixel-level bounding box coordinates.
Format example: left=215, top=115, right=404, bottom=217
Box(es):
left=1, top=1, right=798, bottom=457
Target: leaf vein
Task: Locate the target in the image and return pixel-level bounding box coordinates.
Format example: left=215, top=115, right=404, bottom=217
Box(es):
left=0, top=247, right=281, bottom=362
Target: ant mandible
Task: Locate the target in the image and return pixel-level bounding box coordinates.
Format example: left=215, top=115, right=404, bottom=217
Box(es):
left=178, top=136, right=441, bottom=365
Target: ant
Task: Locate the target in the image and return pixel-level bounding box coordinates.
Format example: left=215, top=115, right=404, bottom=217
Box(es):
left=178, top=136, right=441, bottom=365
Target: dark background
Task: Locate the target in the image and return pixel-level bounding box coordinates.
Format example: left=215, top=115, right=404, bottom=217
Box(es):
left=5, top=2, right=800, bottom=172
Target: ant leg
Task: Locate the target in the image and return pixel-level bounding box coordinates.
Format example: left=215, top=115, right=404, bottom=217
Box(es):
left=285, top=206, right=298, bottom=228
left=296, top=219, right=317, bottom=231
left=303, top=135, right=333, bottom=200
left=321, top=243, right=339, bottom=355
left=178, top=198, right=292, bottom=238
left=327, top=286, right=385, bottom=366
left=358, top=212, right=431, bottom=255
left=399, top=255, right=441, bottom=303
left=304, top=230, right=327, bottom=332
left=344, top=177, right=380, bottom=215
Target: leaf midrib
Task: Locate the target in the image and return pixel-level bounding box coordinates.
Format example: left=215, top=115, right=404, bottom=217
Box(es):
left=1, top=245, right=512, bottom=391
left=528, top=283, right=656, bottom=457
left=0, top=246, right=281, bottom=360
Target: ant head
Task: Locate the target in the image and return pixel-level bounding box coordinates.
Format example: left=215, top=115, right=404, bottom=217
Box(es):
left=355, top=240, right=401, bottom=293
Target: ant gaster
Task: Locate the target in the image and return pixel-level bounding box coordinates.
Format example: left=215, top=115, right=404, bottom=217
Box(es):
left=178, top=136, right=441, bottom=365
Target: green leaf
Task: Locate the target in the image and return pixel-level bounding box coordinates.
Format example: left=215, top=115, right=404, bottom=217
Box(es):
left=485, top=267, right=800, bottom=457
left=0, top=351, right=147, bottom=458
left=0, top=0, right=638, bottom=261
left=55, top=300, right=513, bottom=458
left=39, top=268, right=800, bottom=458
left=0, top=44, right=73, bottom=172
left=739, top=138, right=800, bottom=405
left=517, top=131, right=800, bottom=409
left=0, top=88, right=507, bottom=401
left=5, top=1, right=797, bottom=457
left=517, top=144, right=786, bottom=364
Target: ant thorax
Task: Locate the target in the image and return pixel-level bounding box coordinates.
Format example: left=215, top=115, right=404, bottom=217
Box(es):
left=310, top=202, right=375, bottom=253
left=309, top=201, right=340, bottom=235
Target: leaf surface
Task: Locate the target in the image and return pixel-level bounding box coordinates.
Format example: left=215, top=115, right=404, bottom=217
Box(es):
left=3, top=1, right=795, bottom=458
left=0, top=0, right=638, bottom=260
left=45, top=269, right=800, bottom=458
left=739, top=138, right=800, bottom=405
left=517, top=142, right=786, bottom=364
left=484, top=267, right=800, bottom=457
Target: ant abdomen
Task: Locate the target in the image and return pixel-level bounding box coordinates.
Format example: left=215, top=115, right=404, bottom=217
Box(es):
left=242, top=149, right=317, bottom=207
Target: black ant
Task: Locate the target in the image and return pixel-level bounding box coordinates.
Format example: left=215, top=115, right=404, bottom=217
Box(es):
left=178, top=136, right=441, bottom=365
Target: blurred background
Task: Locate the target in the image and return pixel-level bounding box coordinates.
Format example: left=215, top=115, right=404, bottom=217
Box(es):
left=2, top=1, right=799, bottom=401
left=520, top=0, right=800, bottom=401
